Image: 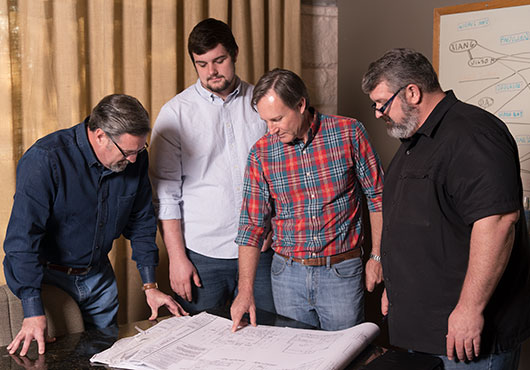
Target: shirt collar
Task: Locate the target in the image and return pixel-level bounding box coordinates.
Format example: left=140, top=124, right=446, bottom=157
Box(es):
left=195, top=76, right=242, bottom=104
left=76, top=117, right=102, bottom=168
left=289, top=107, right=320, bottom=150
left=304, top=108, right=320, bottom=148
left=416, top=90, right=458, bottom=138
left=400, top=90, right=458, bottom=146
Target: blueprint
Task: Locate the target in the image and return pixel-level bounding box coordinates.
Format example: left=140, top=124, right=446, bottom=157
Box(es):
left=90, top=312, right=380, bottom=370
left=438, top=4, right=530, bottom=194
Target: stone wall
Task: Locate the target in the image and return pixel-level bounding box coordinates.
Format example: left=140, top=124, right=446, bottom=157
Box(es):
left=301, top=0, right=338, bottom=115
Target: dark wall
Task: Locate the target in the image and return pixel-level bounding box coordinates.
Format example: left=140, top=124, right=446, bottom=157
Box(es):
left=337, top=0, right=464, bottom=168
left=337, top=1, right=530, bottom=366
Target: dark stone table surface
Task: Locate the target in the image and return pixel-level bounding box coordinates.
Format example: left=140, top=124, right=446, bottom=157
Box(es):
left=1, top=308, right=383, bottom=369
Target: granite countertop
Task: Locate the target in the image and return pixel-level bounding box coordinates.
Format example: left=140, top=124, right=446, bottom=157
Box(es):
left=1, top=309, right=383, bottom=369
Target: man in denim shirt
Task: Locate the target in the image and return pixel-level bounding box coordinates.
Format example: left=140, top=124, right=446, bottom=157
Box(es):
left=3, top=94, right=187, bottom=357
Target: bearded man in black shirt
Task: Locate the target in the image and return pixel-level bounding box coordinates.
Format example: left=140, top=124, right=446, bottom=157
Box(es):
left=362, top=48, right=530, bottom=370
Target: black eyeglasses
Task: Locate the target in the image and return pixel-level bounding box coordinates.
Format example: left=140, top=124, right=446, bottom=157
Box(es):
left=107, top=134, right=148, bottom=159
left=372, top=85, right=407, bottom=114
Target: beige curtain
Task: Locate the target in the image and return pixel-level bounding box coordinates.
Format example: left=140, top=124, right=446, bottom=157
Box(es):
left=0, top=0, right=301, bottom=324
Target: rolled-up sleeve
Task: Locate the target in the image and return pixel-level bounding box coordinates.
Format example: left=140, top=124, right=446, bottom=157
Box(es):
left=353, top=121, right=384, bottom=212
left=149, top=104, right=184, bottom=220
left=236, top=149, right=272, bottom=249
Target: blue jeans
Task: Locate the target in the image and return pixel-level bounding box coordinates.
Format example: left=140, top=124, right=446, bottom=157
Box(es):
left=271, top=253, right=364, bottom=331
left=176, top=248, right=275, bottom=314
left=435, top=346, right=521, bottom=370
left=42, top=260, right=119, bottom=329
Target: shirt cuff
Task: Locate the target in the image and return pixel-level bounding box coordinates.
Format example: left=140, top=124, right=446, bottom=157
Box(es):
left=366, top=198, right=383, bottom=212
left=154, top=203, right=182, bottom=220
left=138, top=265, right=157, bottom=284
left=21, top=296, right=45, bottom=318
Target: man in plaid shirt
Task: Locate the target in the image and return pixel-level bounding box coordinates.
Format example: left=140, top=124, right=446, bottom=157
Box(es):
left=231, top=69, right=384, bottom=331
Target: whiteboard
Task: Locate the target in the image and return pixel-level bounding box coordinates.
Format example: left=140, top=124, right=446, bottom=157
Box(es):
left=434, top=1, right=530, bottom=195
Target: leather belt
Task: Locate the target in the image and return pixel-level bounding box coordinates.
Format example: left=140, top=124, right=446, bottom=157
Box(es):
left=46, top=262, right=92, bottom=275
left=276, top=248, right=361, bottom=266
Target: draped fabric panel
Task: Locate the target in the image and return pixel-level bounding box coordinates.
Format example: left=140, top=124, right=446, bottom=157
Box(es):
left=0, top=0, right=301, bottom=324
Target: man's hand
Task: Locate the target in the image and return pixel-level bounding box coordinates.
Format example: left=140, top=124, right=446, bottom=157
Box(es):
left=169, top=257, right=201, bottom=302
left=159, top=219, right=200, bottom=302
left=261, top=231, right=273, bottom=252
left=366, top=211, right=383, bottom=292
left=144, top=289, right=189, bottom=320
left=230, top=290, right=256, bottom=332
left=365, top=258, right=383, bottom=292
left=445, top=212, right=517, bottom=362
left=7, top=316, right=55, bottom=356
left=381, top=288, right=389, bottom=316
left=446, top=304, right=483, bottom=362
left=231, top=245, right=261, bottom=332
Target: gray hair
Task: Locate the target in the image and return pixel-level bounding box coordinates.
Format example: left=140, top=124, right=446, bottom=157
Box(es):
left=87, top=94, right=150, bottom=138
left=252, top=68, right=310, bottom=110
left=361, top=48, right=441, bottom=94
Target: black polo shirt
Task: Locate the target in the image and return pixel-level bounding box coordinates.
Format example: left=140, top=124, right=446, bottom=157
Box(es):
left=381, top=91, right=530, bottom=354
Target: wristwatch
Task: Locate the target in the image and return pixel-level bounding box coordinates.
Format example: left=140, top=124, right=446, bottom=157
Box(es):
left=142, top=282, right=158, bottom=291
left=369, top=254, right=381, bottom=262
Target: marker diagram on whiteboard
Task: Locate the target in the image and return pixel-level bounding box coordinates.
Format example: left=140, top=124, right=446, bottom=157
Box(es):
left=438, top=4, right=530, bottom=194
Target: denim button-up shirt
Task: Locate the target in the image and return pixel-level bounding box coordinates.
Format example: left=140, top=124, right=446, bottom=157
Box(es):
left=3, top=120, right=158, bottom=317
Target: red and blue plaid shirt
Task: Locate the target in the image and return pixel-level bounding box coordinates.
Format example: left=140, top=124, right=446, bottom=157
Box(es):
left=236, top=110, right=384, bottom=258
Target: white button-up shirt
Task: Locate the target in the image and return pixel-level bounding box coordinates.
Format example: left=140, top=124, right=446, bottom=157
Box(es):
left=149, top=78, right=266, bottom=258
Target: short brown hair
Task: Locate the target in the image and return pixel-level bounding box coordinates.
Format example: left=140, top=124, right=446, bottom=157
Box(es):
left=188, top=18, right=238, bottom=63
left=252, top=68, right=310, bottom=110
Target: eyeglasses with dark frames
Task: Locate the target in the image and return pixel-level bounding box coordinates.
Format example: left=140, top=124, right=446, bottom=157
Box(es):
left=372, top=85, right=408, bottom=115
left=106, top=134, right=148, bottom=159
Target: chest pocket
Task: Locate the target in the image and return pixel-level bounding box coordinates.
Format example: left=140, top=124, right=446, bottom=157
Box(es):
left=115, top=194, right=136, bottom=236
left=395, top=170, right=433, bottom=227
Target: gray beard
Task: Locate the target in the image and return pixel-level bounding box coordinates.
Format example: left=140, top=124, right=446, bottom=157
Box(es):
left=387, top=101, right=421, bottom=139
left=109, top=160, right=129, bottom=173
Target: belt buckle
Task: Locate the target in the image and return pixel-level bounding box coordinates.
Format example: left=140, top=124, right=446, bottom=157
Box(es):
left=78, top=266, right=92, bottom=275
left=65, top=265, right=92, bottom=275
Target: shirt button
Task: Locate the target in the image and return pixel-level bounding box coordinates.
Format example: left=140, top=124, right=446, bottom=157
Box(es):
left=99, top=222, right=104, bottom=227
left=312, top=216, right=316, bottom=219
left=96, top=245, right=100, bottom=249
left=306, top=172, right=311, bottom=177
left=311, top=194, right=315, bottom=198
left=226, top=123, right=231, bottom=128
left=406, top=150, right=411, bottom=155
